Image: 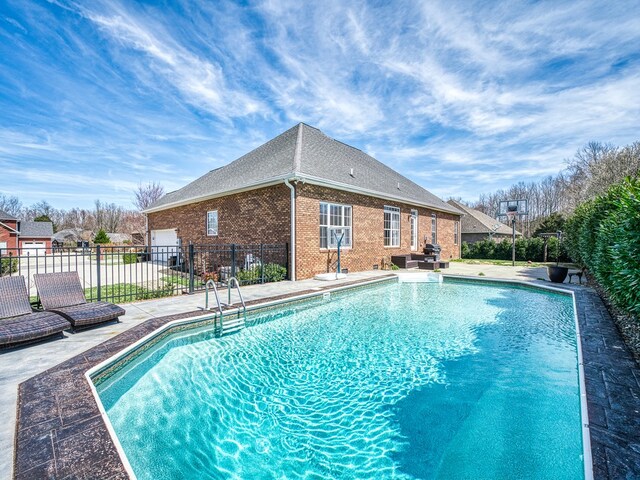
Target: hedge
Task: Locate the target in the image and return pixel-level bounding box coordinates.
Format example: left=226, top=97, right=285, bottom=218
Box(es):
left=461, top=237, right=569, bottom=262
left=565, top=177, right=640, bottom=315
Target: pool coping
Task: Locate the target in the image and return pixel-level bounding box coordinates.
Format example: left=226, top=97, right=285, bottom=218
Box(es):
left=13, top=273, right=637, bottom=478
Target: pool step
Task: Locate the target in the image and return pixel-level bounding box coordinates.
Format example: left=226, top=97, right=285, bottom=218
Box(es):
left=220, top=316, right=246, bottom=335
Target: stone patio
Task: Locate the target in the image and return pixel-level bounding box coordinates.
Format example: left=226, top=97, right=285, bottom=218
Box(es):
left=3, top=264, right=640, bottom=479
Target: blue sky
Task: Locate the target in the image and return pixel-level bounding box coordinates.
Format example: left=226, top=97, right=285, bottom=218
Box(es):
left=1, top=0, right=639, bottom=210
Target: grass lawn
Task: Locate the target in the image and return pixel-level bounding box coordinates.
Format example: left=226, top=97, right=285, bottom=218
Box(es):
left=83, top=282, right=176, bottom=302
left=453, top=258, right=578, bottom=268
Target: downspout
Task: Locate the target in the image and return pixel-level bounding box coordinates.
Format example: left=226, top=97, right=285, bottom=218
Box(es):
left=284, top=179, right=296, bottom=281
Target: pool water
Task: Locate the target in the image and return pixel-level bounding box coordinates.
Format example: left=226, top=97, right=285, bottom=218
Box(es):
left=97, top=281, right=584, bottom=479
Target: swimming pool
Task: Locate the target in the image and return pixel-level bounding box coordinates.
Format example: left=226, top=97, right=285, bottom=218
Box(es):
left=92, top=278, right=589, bottom=479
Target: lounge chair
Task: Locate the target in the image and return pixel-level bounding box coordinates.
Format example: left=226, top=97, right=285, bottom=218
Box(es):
left=33, top=272, right=125, bottom=331
left=0, top=276, right=70, bottom=348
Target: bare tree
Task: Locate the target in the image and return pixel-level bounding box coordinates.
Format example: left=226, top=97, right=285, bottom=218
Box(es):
left=133, top=182, right=165, bottom=211
left=60, top=208, right=95, bottom=231
left=94, top=200, right=124, bottom=233
left=469, top=139, right=639, bottom=237
left=0, top=193, right=23, bottom=217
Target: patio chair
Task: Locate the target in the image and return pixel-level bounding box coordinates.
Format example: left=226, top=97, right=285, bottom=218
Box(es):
left=33, top=272, right=126, bottom=331
left=0, top=276, right=71, bottom=348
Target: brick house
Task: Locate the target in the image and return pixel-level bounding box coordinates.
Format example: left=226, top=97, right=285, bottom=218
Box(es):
left=447, top=200, right=521, bottom=244
left=0, top=209, right=54, bottom=254
left=0, top=209, right=19, bottom=252
left=145, top=123, right=463, bottom=280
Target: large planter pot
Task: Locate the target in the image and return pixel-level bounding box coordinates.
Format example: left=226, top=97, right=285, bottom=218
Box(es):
left=548, top=266, right=569, bottom=283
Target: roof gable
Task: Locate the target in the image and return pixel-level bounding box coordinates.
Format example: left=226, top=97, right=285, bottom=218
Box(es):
left=447, top=200, right=518, bottom=235
left=19, top=221, right=54, bottom=238
left=147, top=123, right=461, bottom=215
left=0, top=209, right=17, bottom=221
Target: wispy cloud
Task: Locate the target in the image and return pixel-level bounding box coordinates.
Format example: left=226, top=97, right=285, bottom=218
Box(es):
left=0, top=0, right=638, bottom=209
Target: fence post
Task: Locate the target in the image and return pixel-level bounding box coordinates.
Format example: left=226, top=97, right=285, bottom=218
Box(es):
left=96, top=245, right=101, bottom=302
left=285, top=242, right=289, bottom=280
left=231, top=244, right=236, bottom=279
left=260, top=244, right=265, bottom=284
left=188, top=243, right=195, bottom=294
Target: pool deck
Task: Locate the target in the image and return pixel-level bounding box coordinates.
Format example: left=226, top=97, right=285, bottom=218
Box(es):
left=3, top=264, right=640, bottom=479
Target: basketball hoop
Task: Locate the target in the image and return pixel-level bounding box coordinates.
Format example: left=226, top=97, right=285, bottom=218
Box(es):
left=498, top=199, right=529, bottom=267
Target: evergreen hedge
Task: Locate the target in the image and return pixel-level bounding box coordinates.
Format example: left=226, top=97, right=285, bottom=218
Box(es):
left=565, top=177, right=640, bottom=315
left=461, top=236, right=568, bottom=262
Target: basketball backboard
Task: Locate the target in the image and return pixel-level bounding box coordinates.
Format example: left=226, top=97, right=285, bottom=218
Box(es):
left=497, top=199, right=528, bottom=219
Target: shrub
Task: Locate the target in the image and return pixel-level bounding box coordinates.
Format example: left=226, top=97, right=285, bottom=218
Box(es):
left=263, top=263, right=287, bottom=282
left=93, top=229, right=111, bottom=244
left=461, top=241, right=470, bottom=258
left=514, top=237, right=528, bottom=261
left=525, top=237, right=545, bottom=262
left=565, top=177, right=640, bottom=315
left=461, top=236, right=569, bottom=263
left=1, top=257, right=19, bottom=275
left=494, top=239, right=512, bottom=260
left=122, top=253, right=138, bottom=264
left=235, top=267, right=261, bottom=284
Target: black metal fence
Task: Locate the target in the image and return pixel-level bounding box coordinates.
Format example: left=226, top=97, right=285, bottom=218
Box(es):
left=0, top=243, right=289, bottom=305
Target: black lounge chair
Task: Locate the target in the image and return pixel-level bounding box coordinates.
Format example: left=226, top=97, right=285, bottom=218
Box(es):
left=34, top=272, right=126, bottom=331
left=0, top=276, right=70, bottom=348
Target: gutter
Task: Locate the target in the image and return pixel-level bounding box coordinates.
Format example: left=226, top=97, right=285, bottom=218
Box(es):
left=284, top=179, right=296, bottom=281
left=0, top=221, right=19, bottom=234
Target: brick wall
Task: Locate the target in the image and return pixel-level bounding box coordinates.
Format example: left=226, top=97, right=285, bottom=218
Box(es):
left=0, top=220, right=18, bottom=249
left=295, top=184, right=461, bottom=279
left=146, top=183, right=461, bottom=280
left=147, top=184, right=291, bottom=247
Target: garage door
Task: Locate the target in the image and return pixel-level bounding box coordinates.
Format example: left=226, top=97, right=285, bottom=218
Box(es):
left=21, top=242, right=46, bottom=256
left=151, top=229, right=179, bottom=264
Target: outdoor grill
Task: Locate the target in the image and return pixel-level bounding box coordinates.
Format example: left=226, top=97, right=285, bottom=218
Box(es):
left=424, top=243, right=441, bottom=261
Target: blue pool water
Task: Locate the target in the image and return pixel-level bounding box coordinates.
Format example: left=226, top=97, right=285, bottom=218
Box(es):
left=96, top=280, right=584, bottom=479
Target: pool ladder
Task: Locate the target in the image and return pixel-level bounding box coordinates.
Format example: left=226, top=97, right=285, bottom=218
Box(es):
left=204, top=277, right=247, bottom=335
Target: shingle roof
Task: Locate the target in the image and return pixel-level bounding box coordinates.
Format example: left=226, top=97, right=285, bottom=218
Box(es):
left=0, top=209, right=17, bottom=221
left=447, top=200, right=520, bottom=236
left=19, top=221, right=53, bottom=238
left=147, top=123, right=461, bottom=215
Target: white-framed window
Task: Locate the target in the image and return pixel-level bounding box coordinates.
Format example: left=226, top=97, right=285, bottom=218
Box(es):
left=431, top=213, right=437, bottom=244
left=320, top=202, right=352, bottom=249
left=206, top=210, right=218, bottom=236
left=454, top=220, right=459, bottom=245
left=384, top=206, right=400, bottom=247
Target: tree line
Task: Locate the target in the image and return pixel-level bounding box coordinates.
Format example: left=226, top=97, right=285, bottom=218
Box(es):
left=0, top=182, right=164, bottom=234
left=463, top=141, right=640, bottom=237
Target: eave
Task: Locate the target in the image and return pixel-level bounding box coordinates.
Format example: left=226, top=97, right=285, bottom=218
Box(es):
left=143, top=174, right=463, bottom=217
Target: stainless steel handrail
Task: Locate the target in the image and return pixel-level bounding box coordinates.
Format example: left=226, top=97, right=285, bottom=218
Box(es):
left=205, top=279, right=223, bottom=315
left=225, top=276, right=246, bottom=315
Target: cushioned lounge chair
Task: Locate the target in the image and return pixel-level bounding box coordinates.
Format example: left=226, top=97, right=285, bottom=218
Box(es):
left=33, top=272, right=126, bottom=331
left=0, top=276, right=70, bottom=348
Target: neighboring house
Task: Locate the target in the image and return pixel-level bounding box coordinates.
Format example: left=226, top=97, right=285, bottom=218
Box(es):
left=145, top=123, right=463, bottom=280
left=53, top=228, right=84, bottom=247
left=0, top=210, right=54, bottom=254
left=0, top=209, right=19, bottom=251
left=447, top=200, right=521, bottom=244
left=16, top=221, right=54, bottom=254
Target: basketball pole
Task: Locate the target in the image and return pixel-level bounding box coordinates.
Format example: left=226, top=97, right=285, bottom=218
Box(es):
left=512, top=217, right=516, bottom=266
